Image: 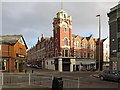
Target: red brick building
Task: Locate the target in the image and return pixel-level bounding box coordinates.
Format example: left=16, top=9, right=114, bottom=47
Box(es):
left=27, top=9, right=108, bottom=72
left=0, top=35, right=28, bottom=72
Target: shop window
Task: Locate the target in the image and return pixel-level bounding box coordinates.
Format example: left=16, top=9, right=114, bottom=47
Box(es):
left=2, top=60, right=6, bottom=70
left=90, top=53, right=94, bottom=59
left=15, top=60, right=19, bottom=70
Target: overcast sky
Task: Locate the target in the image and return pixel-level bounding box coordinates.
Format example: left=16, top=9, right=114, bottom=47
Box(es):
left=1, top=1, right=119, bottom=49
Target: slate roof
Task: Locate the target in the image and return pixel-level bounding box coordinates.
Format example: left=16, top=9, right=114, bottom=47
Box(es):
left=86, top=34, right=92, bottom=40
left=0, top=35, right=28, bottom=49
left=72, top=34, right=83, bottom=39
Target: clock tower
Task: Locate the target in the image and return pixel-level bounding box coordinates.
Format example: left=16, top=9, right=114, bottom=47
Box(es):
left=53, top=10, right=72, bottom=72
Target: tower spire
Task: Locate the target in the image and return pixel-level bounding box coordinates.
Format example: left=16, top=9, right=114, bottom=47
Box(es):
left=61, top=0, right=63, bottom=10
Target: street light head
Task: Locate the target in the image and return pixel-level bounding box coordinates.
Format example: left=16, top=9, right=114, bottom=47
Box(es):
left=96, top=14, right=100, bottom=17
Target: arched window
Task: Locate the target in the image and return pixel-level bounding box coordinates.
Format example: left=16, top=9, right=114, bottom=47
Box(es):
left=64, top=38, right=68, bottom=46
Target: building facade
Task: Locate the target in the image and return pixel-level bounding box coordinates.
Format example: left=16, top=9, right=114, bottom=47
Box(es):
left=27, top=9, right=109, bottom=72
left=27, top=35, right=55, bottom=70
left=107, top=3, right=120, bottom=70
left=103, top=38, right=110, bottom=70
left=27, top=10, right=98, bottom=72
left=74, top=35, right=96, bottom=71
left=0, top=35, right=28, bottom=72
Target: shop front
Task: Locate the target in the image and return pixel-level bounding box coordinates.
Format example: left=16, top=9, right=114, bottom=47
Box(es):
left=76, top=59, right=96, bottom=71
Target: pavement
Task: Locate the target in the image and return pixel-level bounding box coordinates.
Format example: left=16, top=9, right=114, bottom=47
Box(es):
left=92, top=74, right=99, bottom=78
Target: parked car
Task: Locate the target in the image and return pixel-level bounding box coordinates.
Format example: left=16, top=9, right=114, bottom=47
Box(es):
left=34, top=65, right=41, bottom=69
left=26, top=64, right=31, bottom=67
left=99, top=70, right=120, bottom=82
left=30, top=64, right=35, bottom=68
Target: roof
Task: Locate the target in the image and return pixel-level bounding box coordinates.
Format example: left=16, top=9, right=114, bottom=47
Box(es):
left=101, top=38, right=107, bottom=42
left=96, top=37, right=108, bottom=43
left=72, top=34, right=83, bottom=39
left=86, top=34, right=92, bottom=40
left=0, top=35, right=28, bottom=49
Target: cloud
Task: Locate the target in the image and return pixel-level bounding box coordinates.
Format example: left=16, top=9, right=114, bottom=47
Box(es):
left=2, top=2, right=118, bottom=49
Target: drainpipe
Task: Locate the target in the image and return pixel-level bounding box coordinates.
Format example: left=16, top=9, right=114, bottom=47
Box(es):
left=8, top=45, right=9, bottom=72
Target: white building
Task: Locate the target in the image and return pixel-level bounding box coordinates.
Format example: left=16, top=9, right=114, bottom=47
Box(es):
left=103, top=37, right=110, bottom=70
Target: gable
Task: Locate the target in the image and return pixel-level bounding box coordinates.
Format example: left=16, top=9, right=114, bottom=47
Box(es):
left=82, top=38, right=88, bottom=44
left=18, top=36, right=28, bottom=49
left=18, top=37, right=25, bottom=45
left=89, top=37, right=95, bottom=44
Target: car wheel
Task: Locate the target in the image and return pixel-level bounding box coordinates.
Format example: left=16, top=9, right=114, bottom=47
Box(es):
left=100, top=76, right=104, bottom=80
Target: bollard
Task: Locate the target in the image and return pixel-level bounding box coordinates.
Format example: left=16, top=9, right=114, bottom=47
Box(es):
left=32, top=70, right=33, bottom=73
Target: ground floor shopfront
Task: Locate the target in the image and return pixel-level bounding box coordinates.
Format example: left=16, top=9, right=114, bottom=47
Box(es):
left=54, top=58, right=96, bottom=72
left=54, top=58, right=76, bottom=72
left=0, top=57, right=26, bottom=72
left=76, top=59, right=96, bottom=71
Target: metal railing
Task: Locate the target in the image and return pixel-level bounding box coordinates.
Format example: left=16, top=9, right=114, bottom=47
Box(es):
left=0, top=73, right=3, bottom=85
left=63, top=77, right=79, bottom=88
left=0, top=73, right=79, bottom=88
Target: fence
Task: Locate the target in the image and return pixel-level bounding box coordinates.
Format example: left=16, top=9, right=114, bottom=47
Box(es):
left=0, top=73, right=3, bottom=85
left=0, top=73, right=79, bottom=88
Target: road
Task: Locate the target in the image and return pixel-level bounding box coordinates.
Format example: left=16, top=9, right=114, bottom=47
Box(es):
left=25, top=67, right=120, bottom=88
left=1, top=67, right=120, bottom=89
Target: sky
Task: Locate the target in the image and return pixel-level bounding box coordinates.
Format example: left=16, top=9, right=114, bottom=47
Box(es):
left=1, top=0, right=120, bottom=49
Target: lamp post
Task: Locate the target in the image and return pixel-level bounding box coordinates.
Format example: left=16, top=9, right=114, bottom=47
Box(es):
left=96, top=14, right=101, bottom=75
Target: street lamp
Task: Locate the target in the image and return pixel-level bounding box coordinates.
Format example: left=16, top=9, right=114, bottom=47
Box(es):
left=96, top=14, right=101, bottom=75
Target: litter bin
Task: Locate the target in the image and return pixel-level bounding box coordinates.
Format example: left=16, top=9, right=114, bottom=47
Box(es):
left=52, top=77, right=63, bottom=90
left=32, top=70, right=34, bottom=73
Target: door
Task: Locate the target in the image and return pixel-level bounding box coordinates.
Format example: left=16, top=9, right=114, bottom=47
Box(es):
left=63, top=64, right=70, bottom=71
